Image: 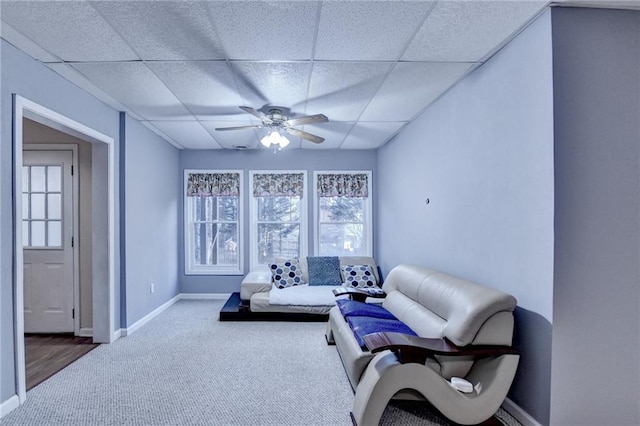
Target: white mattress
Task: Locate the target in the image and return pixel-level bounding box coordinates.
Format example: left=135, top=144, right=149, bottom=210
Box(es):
left=250, top=292, right=335, bottom=314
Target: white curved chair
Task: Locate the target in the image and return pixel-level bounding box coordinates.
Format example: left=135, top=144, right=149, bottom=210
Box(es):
left=352, top=333, right=519, bottom=425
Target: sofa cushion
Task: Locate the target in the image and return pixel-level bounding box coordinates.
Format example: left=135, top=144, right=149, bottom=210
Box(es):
left=336, top=299, right=396, bottom=320
left=307, top=256, right=342, bottom=286
left=347, top=316, right=417, bottom=349
left=270, top=259, right=304, bottom=289
left=341, top=264, right=377, bottom=288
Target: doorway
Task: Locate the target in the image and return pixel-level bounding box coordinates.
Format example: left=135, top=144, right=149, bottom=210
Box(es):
left=12, top=95, right=116, bottom=403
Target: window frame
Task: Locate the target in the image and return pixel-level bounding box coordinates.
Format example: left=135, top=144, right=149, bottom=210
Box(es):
left=313, top=170, right=373, bottom=257
left=184, top=169, right=244, bottom=276
left=249, top=170, right=308, bottom=271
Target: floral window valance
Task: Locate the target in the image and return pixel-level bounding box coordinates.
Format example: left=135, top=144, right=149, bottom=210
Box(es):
left=317, top=173, right=369, bottom=198
left=253, top=173, right=304, bottom=197
left=187, top=172, right=240, bottom=197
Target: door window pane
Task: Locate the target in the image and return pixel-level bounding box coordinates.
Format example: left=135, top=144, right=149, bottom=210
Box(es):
left=22, top=194, right=29, bottom=218
left=47, top=194, right=62, bottom=219
left=31, top=221, right=45, bottom=246
left=31, top=166, right=46, bottom=192
left=22, top=166, right=29, bottom=191
left=31, top=194, right=45, bottom=219
left=47, top=166, right=62, bottom=192
left=22, top=221, right=29, bottom=246
left=47, top=221, right=62, bottom=247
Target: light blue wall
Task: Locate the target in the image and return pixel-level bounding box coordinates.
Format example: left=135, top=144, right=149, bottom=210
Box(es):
left=550, top=8, right=640, bottom=425
left=179, top=148, right=377, bottom=294
left=124, top=116, right=180, bottom=327
left=376, top=10, right=555, bottom=424
left=0, top=40, right=121, bottom=403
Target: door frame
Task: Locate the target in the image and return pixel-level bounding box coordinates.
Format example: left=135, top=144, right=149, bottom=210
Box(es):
left=23, top=144, right=80, bottom=335
left=12, top=95, right=116, bottom=403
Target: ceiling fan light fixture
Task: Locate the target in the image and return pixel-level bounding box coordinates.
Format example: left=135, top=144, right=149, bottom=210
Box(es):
left=260, top=128, right=290, bottom=150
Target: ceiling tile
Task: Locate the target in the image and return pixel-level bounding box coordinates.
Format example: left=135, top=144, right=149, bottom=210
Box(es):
left=46, top=63, right=143, bottom=120
left=147, top=61, right=247, bottom=118
left=306, top=62, right=393, bottom=121
left=200, top=121, right=262, bottom=149
left=0, top=1, right=137, bottom=61
left=341, top=122, right=405, bottom=149
left=205, top=1, right=319, bottom=60
left=91, top=1, right=225, bottom=60
left=361, top=62, right=474, bottom=121
left=1, top=22, right=60, bottom=63
left=402, top=0, right=547, bottom=62
left=71, top=62, right=192, bottom=121
left=150, top=121, right=222, bottom=150
left=301, top=121, right=354, bottom=150
left=231, top=62, right=312, bottom=113
left=315, top=1, right=435, bottom=60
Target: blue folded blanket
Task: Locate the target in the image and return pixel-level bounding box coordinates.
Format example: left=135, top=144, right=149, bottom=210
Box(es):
left=347, top=316, right=417, bottom=349
left=336, top=299, right=397, bottom=320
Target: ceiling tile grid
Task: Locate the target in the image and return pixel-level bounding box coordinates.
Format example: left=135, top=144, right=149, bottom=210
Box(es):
left=0, top=0, right=556, bottom=150
left=91, top=1, right=226, bottom=61
left=314, top=1, right=436, bottom=61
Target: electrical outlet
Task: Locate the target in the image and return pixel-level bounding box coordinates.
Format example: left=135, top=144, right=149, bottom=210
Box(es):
left=150, top=283, right=155, bottom=294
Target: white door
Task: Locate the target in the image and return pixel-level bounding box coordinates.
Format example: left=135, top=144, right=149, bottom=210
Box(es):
left=22, top=150, right=75, bottom=333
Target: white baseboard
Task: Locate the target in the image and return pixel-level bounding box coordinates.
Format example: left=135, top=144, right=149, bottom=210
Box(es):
left=502, top=397, right=542, bottom=426
left=0, top=395, right=20, bottom=418
left=78, top=328, right=93, bottom=337
left=122, top=294, right=181, bottom=337
left=179, top=293, right=231, bottom=300
left=112, top=328, right=123, bottom=341
left=113, top=293, right=229, bottom=338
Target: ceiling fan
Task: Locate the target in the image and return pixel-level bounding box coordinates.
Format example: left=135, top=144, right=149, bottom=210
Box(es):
left=215, top=106, right=329, bottom=145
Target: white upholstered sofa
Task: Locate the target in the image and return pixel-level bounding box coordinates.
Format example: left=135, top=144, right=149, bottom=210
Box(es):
left=240, top=256, right=380, bottom=315
left=326, top=264, right=519, bottom=425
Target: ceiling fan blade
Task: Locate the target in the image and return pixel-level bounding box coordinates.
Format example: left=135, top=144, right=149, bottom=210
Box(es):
left=214, top=125, right=262, bottom=131
left=286, top=114, right=329, bottom=127
left=239, top=106, right=271, bottom=124
left=284, top=127, right=325, bottom=144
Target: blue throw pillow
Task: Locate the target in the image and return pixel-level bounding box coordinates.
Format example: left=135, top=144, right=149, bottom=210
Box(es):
left=336, top=299, right=396, bottom=320
left=347, top=316, right=417, bottom=349
left=307, top=256, right=342, bottom=286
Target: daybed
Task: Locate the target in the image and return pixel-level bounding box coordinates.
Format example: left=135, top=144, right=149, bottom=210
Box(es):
left=240, top=256, right=380, bottom=315
left=326, top=264, right=519, bottom=425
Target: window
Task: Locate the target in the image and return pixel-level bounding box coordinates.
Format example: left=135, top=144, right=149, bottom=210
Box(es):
left=22, top=165, right=63, bottom=247
left=184, top=170, right=243, bottom=275
left=314, top=171, right=372, bottom=257
left=250, top=171, right=307, bottom=270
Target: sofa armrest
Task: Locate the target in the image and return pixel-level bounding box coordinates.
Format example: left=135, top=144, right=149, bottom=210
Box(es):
left=332, top=287, right=386, bottom=302
left=362, top=332, right=518, bottom=364
left=240, top=271, right=273, bottom=301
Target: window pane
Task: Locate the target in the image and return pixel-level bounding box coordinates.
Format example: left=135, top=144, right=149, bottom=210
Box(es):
left=31, top=166, right=46, bottom=192
left=258, top=197, right=295, bottom=222
left=22, top=166, right=29, bottom=192
left=258, top=223, right=300, bottom=264
left=218, top=197, right=238, bottom=221
left=31, top=221, right=45, bottom=246
left=320, top=197, right=363, bottom=222
left=319, top=223, right=365, bottom=256
left=22, top=221, right=29, bottom=246
left=48, top=194, right=62, bottom=219
left=217, top=223, right=238, bottom=265
left=47, top=166, right=62, bottom=192
left=47, top=221, right=62, bottom=247
left=22, top=194, right=29, bottom=218
left=31, top=194, right=45, bottom=219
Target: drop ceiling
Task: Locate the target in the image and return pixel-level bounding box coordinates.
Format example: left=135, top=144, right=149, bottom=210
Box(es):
left=1, top=0, right=631, bottom=150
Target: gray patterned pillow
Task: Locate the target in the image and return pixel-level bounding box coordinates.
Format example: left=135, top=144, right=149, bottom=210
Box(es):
left=341, top=264, right=377, bottom=288
left=270, top=259, right=304, bottom=289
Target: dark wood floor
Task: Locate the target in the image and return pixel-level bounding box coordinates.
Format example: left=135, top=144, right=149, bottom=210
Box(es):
left=25, top=334, right=99, bottom=390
